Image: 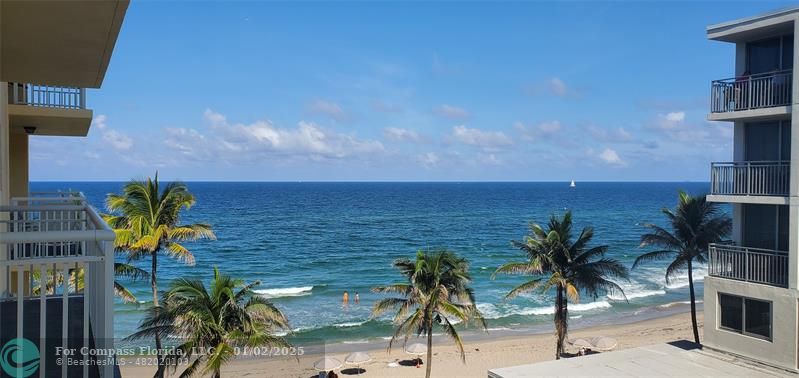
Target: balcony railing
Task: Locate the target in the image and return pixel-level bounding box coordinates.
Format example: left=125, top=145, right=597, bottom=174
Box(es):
left=710, top=161, right=789, bottom=196
left=709, top=243, right=788, bottom=288
left=710, top=70, right=792, bottom=113
left=7, top=82, right=86, bottom=109
left=0, top=193, right=115, bottom=377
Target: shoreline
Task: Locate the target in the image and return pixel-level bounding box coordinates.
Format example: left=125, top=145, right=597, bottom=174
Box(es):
left=120, top=307, right=704, bottom=377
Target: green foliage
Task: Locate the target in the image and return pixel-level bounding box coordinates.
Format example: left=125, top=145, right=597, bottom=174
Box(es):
left=372, top=250, right=486, bottom=378
left=128, top=268, right=291, bottom=378
left=634, top=191, right=731, bottom=344
left=494, top=211, right=629, bottom=359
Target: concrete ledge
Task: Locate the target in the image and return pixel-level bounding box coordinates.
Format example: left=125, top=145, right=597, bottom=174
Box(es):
left=708, top=106, right=791, bottom=122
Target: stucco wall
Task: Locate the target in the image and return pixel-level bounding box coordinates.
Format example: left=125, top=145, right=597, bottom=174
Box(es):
left=703, top=277, right=798, bottom=371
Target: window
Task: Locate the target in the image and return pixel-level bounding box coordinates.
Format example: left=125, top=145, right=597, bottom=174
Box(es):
left=719, top=294, right=743, bottom=331
left=745, top=299, right=772, bottom=339
left=747, top=35, right=793, bottom=74
left=719, top=293, right=772, bottom=340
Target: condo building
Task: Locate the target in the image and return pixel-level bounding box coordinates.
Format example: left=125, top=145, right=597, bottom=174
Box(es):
left=705, top=7, right=799, bottom=373
left=0, top=1, right=128, bottom=377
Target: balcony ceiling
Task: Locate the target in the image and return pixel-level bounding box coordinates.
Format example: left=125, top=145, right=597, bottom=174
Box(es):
left=707, top=7, right=797, bottom=43
left=0, top=0, right=129, bottom=88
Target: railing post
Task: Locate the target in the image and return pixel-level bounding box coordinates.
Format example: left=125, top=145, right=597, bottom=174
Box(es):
left=80, top=88, right=86, bottom=109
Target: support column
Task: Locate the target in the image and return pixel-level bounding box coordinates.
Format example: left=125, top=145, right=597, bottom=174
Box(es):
left=787, top=20, right=799, bottom=289
left=8, top=132, right=28, bottom=199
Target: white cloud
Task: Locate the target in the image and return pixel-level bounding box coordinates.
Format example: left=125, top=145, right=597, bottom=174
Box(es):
left=92, top=115, right=132, bottom=151
left=451, top=125, right=512, bottom=148
left=417, top=152, right=440, bottom=168
left=549, top=77, right=568, bottom=96
left=478, top=153, right=501, bottom=165
left=383, top=127, right=420, bottom=142
left=515, top=121, right=561, bottom=140
left=647, top=111, right=730, bottom=147
left=433, top=104, right=470, bottom=120
left=586, top=125, right=633, bottom=143
left=597, top=148, right=626, bottom=166
left=102, top=130, right=133, bottom=151
left=665, top=111, right=685, bottom=122
left=166, top=109, right=384, bottom=161
left=91, top=115, right=108, bottom=130
left=308, top=99, right=347, bottom=121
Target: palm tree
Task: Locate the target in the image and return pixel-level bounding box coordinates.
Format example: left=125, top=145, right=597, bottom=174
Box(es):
left=493, top=211, right=629, bottom=359
left=113, top=262, right=149, bottom=303
left=371, top=250, right=486, bottom=378
left=33, top=262, right=147, bottom=303
left=104, top=173, right=216, bottom=376
left=633, top=191, right=731, bottom=344
left=128, top=267, right=291, bottom=378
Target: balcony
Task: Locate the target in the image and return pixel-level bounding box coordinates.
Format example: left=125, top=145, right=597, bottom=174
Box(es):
left=709, top=70, right=792, bottom=121
left=7, top=83, right=92, bottom=136
left=709, top=243, right=788, bottom=288
left=709, top=161, right=789, bottom=202
left=0, top=192, right=115, bottom=377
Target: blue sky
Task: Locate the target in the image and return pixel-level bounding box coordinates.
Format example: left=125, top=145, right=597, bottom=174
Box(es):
left=29, top=1, right=798, bottom=181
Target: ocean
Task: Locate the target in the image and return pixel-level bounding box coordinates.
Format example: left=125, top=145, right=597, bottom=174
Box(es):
left=30, top=181, right=713, bottom=345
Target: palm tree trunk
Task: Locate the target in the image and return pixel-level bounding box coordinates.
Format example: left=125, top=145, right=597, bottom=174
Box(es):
left=687, top=259, right=700, bottom=344
left=425, top=319, right=433, bottom=378
left=152, top=252, right=165, bottom=378
left=555, top=285, right=564, bottom=360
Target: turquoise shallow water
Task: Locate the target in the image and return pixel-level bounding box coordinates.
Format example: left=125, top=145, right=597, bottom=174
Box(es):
left=30, top=181, right=713, bottom=345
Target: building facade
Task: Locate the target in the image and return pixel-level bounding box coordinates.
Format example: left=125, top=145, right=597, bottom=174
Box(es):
left=704, top=7, right=799, bottom=372
left=0, top=1, right=128, bottom=377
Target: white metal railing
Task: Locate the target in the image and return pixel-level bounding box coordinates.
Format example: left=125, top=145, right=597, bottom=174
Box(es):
left=8, top=82, right=86, bottom=109
left=710, top=70, right=792, bottom=113
left=709, top=243, right=788, bottom=287
left=710, top=161, right=790, bottom=196
left=0, top=195, right=115, bottom=377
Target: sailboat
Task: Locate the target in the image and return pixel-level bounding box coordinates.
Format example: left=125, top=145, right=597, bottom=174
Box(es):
left=570, top=180, right=576, bottom=188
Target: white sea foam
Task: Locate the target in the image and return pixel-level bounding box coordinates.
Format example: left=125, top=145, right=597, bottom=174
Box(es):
left=342, top=339, right=370, bottom=344
left=335, top=320, right=368, bottom=328
left=476, top=300, right=611, bottom=319
left=519, top=300, right=612, bottom=316
left=607, top=288, right=666, bottom=301
left=255, top=286, right=314, bottom=298
left=658, top=300, right=703, bottom=309
left=569, top=315, right=583, bottom=319
left=636, top=265, right=707, bottom=290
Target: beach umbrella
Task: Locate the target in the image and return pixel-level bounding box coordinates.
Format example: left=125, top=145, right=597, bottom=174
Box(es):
left=405, top=342, right=427, bottom=355
left=405, top=343, right=427, bottom=368
left=313, top=356, right=342, bottom=371
left=568, top=338, right=593, bottom=349
left=590, top=336, right=618, bottom=351
left=345, top=352, right=372, bottom=375
left=568, top=337, right=594, bottom=355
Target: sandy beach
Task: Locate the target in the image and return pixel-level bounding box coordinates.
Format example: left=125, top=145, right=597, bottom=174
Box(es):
left=120, top=310, right=703, bottom=377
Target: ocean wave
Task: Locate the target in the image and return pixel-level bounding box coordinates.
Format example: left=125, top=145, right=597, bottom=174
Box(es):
left=607, top=289, right=666, bottom=301
left=519, top=300, right=612, bottom=316
left=635, top=265, right=707, bottom=290
left=334, top=320, right=368, bottom=328
left=658, top=300, right=703, bottom=309
left=255, top=286, right=314, bottom=298
left=477, top=301, right=611, bottom=319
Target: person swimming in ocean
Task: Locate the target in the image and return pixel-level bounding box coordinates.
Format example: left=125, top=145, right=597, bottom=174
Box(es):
left=343, top=291, right=349, bottom=305
left=354, top=292, right=360, bottom=304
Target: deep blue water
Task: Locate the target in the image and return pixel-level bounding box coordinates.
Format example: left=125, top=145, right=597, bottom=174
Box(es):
left=30, top=182, right=713, bottom=344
